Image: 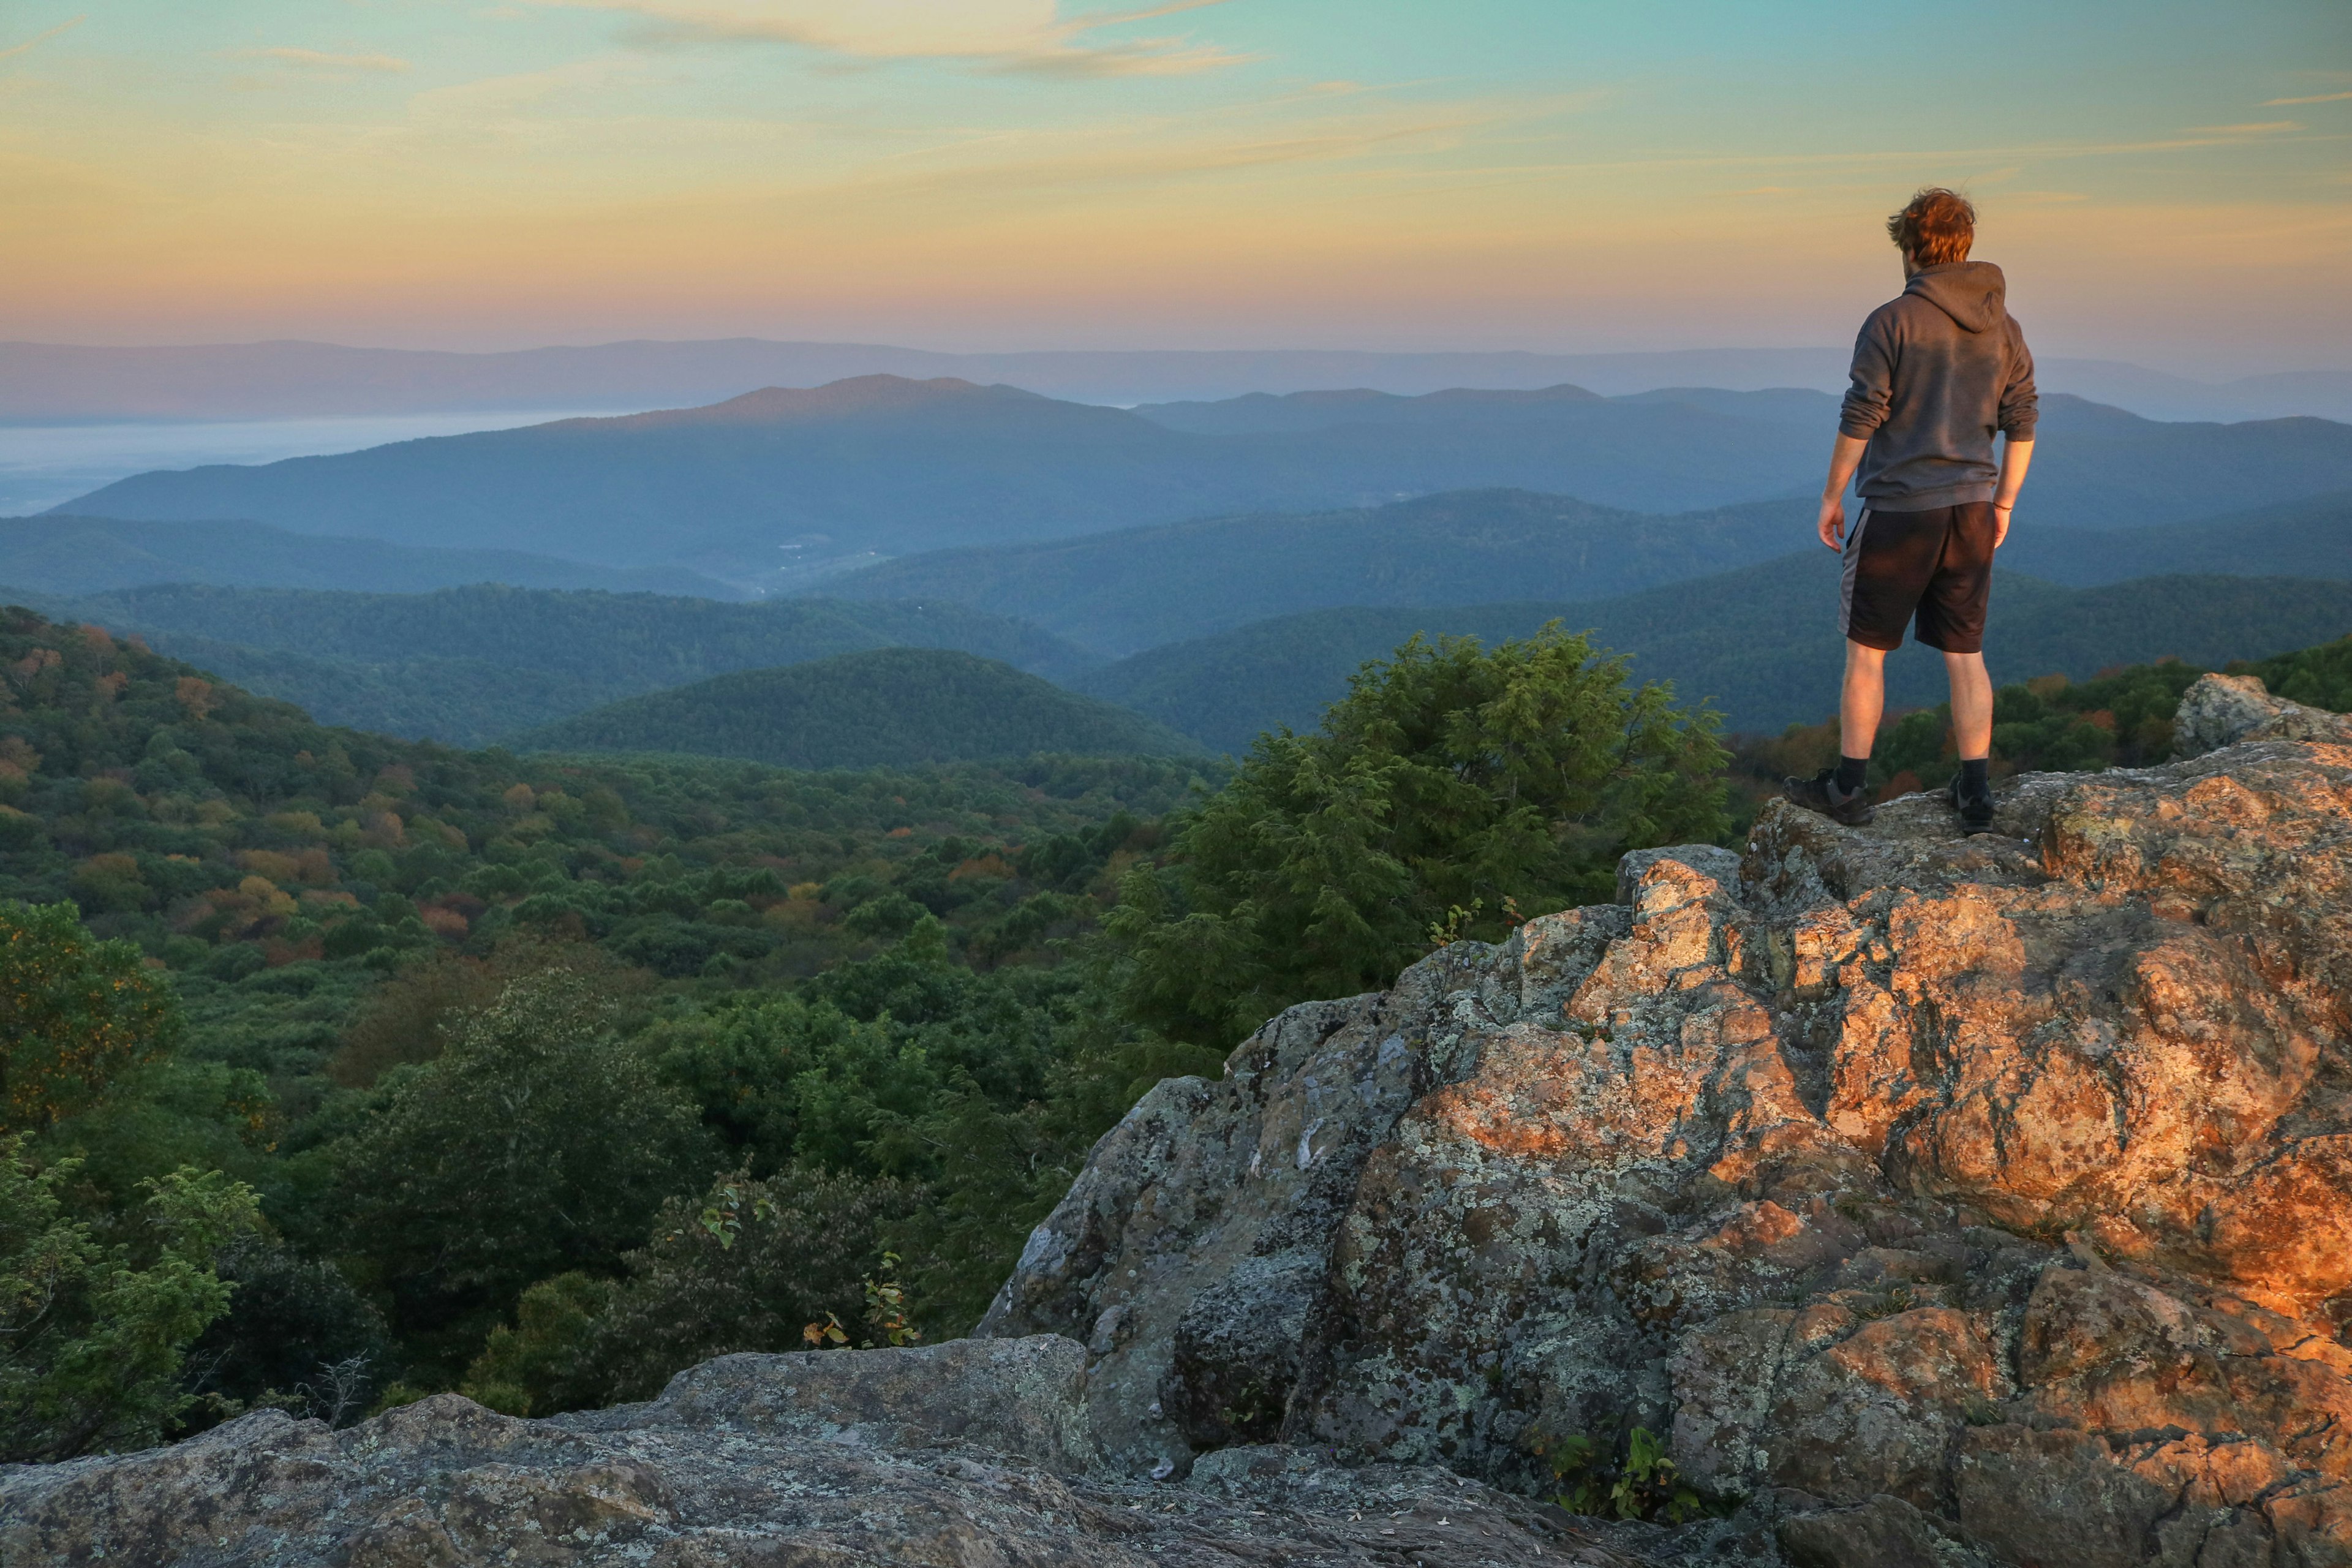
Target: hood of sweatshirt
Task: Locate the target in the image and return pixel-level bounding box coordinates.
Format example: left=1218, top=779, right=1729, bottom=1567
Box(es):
left=1904, top=261, right=2007, bottom=333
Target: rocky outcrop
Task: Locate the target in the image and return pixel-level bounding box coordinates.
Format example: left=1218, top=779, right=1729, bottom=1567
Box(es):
left=984, top=674, right=2352, bottom=1566
left=0, top=1336, right=1643, bottom=1566
left=6, top=674, right=2348, bottom=1567
left=2171, top=670, right=2352, bottom=758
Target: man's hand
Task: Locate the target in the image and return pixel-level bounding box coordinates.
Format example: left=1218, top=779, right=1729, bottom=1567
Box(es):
left=1992, top=502, right=2012, bottom=548
left=1818, top=494, right=1847, bottom=550
left=1817, top=432, right=1868, bottom=551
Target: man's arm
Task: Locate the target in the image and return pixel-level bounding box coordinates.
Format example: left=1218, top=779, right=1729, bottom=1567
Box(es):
left=1818, top=433, right=1868, bottom=549
left=1991, top=437, right=2034, bottom=548
left=1826, top=310, right=1893, bottom=549
left=1992, top=317, right=2038, bottom=549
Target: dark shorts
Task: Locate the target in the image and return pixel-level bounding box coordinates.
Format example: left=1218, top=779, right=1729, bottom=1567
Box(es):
left=1839, top=500, right=1995, bottom=654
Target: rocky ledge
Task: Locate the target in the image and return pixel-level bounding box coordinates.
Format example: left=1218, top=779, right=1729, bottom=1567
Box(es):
left=4, top=673, right=2348, bottom=1567
left=981, top=673, right=2352, bottom=1567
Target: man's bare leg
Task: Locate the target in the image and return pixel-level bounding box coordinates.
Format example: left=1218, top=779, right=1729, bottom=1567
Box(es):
left=1785, top=640, right=1885, bottom=822
left=1945, top=649, right=1997, bottom=829
left=1841, top=641, right=1888, bottom=761
left=1945, top=650, right=1992, bottom=760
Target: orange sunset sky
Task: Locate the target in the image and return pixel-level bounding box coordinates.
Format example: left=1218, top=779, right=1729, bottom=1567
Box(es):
left=1, top=1, right=2346, bottom=374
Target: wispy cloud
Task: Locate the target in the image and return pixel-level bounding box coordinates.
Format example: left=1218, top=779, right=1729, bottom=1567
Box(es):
left=2187, top=120, right=2297, bottom=135
left=0, top=15, right=84, bottom=64
left=526, top=0, right=1254, bottom=78
left=238, top=47, right=412, bottom=74
left=2264, top=90, right=2352, bottom=106
left=808, top=114, right=1477, bottom=207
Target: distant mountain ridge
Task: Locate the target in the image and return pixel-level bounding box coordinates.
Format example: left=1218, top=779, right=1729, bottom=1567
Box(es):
left=18, top=582, right=1095, bottom=748
left=59, top=377, right=2352, bottom=594
left=0, top=514, right=739, bottom=598
left=7, top=338, right=2347, bottom=421
left=826, top=484, right=2352, bottom=658
left=516, top=647, right=1204, bottom=768
left=1075, top=559, right=2352, bottom=747
left=2002, top=490, right=2352, bottom=584
left=50, top=376, right=1825, bottom=587
left=824, top=490, right=1814, bottom=657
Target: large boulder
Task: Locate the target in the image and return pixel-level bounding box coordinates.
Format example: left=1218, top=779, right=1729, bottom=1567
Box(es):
left=2171, top=670, right=2352, bottom=758
left=984, top=680, right=2352, bottom=1566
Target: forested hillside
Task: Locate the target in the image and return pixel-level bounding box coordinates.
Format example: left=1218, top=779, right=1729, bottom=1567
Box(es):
left=1733, top=633, right=2352, bottom=813
left=20, top=584, right=1093, bottom=747
left=0, top=604, right=1221, bottom=1442
left=826, top=484, right=2352, bottom=657
left=0, top=605, right=1727, bottom=1451
left=0, top=516, right=736, bottom=599
left=2001, top=489, right=2352, bottom=584
left=1074, top=562, right=2352, bottom=745
left=829, top=491, right=1813, bottom=655
left=516, top=648, right=1202, bottom=767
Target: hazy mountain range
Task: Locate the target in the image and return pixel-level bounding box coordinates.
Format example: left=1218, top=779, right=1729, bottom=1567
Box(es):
left=2, top=582, right=1094, bottom=748
left=7, top=338, right=2348, bottom=423
left=1, top=515, right=741, bottom=600
left=12, top=491, right=2347, bottom=750
left=829, top=488, right=2352, bottom=657
left=1072, top=560, right=2352, bottom=748
left=514, top=647, right=1200, bottom=769
left=12, top=361, right=2351, bottom=766
left=51, top=377, right=2352, bottom=594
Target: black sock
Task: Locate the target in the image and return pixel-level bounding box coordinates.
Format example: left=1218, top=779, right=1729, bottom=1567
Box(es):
left=1833, top=756, right=1869, bottom=793
left=1961, top=758, right=1990, bottom=793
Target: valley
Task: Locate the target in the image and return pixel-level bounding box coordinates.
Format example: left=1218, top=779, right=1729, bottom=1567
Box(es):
left=7, top=370, right=2352, bottom=1568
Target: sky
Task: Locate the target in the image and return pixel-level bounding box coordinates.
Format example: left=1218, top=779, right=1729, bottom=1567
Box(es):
left=0, top=1, right=2346, bottom=375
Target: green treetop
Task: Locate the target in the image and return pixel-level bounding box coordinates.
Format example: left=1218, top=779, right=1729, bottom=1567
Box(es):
left=1106, top=624, right=1727, bottom=1050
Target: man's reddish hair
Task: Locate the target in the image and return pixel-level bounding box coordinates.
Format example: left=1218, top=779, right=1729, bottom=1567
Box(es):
left=1887, top=188, right=1975, bottom=265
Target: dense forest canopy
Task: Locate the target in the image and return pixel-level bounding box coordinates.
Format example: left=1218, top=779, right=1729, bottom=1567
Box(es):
left=5, top=582, right=1093, bottom=748
left=0, top=604, right=1219, bottom=1447
left=514, top=647, right=1203, bottom=769
left=1074, top=565, right=2352, bottom=748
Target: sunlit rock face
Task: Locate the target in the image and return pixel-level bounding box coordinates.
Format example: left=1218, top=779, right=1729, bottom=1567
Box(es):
left=986, top=674, right=2352, bottom=1566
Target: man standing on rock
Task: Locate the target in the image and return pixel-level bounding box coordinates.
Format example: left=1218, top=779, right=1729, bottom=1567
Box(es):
left=1784, top=187, right=2037, bottom=833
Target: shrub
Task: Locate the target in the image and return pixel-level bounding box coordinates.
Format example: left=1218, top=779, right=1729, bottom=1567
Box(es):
left=0, top=1140, right=259, bottom=1461
left=1106, top=625, right=1725, bottom=1049
left=333, top=967, right=712, bottom=1373
left=0, top=900, right=183, bottom=1133
left=462, top=1166, right=922, bottom=1415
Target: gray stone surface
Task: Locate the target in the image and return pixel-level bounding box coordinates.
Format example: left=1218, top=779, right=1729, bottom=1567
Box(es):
left=556, top=1332, right=1098, bottom=1472
left=2171, top=670, right=2352, bottom=758
left=0, top=1386, right=1650, bottom=1566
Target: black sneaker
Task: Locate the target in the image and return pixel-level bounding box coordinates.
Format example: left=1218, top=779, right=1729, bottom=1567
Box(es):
left=1947, top=772, right=1996, bottom=834
left=1783, top=769, right=1874, bottom=826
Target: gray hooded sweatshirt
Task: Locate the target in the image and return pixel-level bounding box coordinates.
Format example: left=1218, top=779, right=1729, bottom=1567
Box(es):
left=1838, top=260, right=2037, bottom=511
